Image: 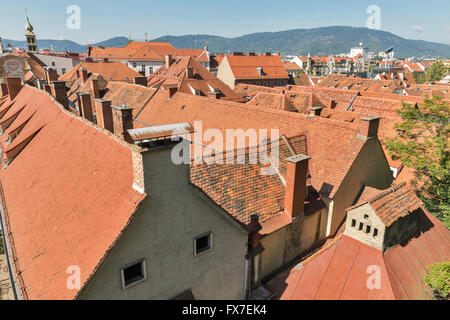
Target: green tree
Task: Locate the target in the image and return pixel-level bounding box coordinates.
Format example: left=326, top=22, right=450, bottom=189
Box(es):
left=425, top=60, right=447, bottom=82
left=412, top=71, right=426, bottom=84
left=385, top=97, right=449, bottom=228
left=424, top=261, right=450, bottom=299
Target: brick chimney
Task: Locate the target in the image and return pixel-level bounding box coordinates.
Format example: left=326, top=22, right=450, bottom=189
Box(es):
left=248, top=52, right=256, bottom=56
left=357, top=116, right=381, bottom=140
left=328, top=99, right=337, bottom=109
left=265, top=52, right=271, bottom=56
left=94, top=99, right=114, bottom=132
left=80, top=67, right=88, bottom=83
left=42, top=84, right=52, bottom=94
left=77, top=92, right=94, bottom=122
left=162, top=84, right=178, bottom=99
left=310, top=106, right=323, bottom=116
left=133, top=76, right=147, bottom=86
left=112, top=104, right=134, bottom=143
left=284, top=154, right=310, bottom=218
left=246, top=214, right=262, bottom=252
left=186, top=67, right=194, bottom=79
left=90, top=78, right=100, bottom=99
left=85, top=57, right=93, bottom=63
left=165, top=55, right=173, bottom=69
left=0, top=83, right=8, bottom=96
left=6, top=77, right=22, bottom=100
left=45, top=67, right=58, bottom=84
left=51, top=81, right=69, bottom=110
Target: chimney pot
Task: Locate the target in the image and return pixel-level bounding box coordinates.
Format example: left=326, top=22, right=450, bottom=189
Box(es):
left=358, top=116, right=381, bottom=140
left=94, top=99, right=114, bottom=132
left=284, top=154, right=310, bottom=218
left=5, top=78, right=22, bottom=100
left=112, top=104, right=134, bottom=143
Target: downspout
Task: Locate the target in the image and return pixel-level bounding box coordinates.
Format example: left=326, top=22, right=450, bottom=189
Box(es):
left=243, top=254, right=250, bottom=299
left=0, top=200, right=19, bottom=299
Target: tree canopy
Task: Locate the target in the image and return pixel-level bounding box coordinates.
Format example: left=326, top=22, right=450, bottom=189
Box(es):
left=385, top=97, right=449, bottom=228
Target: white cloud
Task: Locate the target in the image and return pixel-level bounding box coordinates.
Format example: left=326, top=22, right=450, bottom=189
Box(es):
left=412, top=25, right=424, bottom=32
left=444, top=26, right=450, bottom=32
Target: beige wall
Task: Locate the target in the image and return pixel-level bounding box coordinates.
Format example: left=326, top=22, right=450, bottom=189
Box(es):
left=344, top=204, right=385, bottom=250
left=217, top=57, right=237, bottom=89
left=259, top=208, right=324, bottom=280
left=78, top=143, right=248, bottom=300
left=326, top=137, right=393, bottom=236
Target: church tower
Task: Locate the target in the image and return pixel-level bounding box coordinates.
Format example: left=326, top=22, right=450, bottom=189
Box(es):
left=25, top=13, right=38, bottom=53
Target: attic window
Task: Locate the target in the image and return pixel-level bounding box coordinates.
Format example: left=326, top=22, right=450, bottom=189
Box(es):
left=366, top=225, right=371, bottom=234
left=364, top=214, right=369, bottom=220
left=194, top=232, right=212, bottom=256
left=351, top=219, right=356, bottom=227
left=359, top=222, right=364, bottom=231
left=373, top=228, right=378, bottom=238
left=121, top=259, right=147, bottom=289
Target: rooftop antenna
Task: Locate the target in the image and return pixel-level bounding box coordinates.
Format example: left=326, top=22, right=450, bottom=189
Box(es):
left=145, top=32, right=148, bottom=42
left=128, top=31, right=132, bottom=43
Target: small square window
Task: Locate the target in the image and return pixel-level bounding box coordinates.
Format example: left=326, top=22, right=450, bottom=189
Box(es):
left=194, top=232, right=212, bottom=256
left=351, top=219, right=356, bottom=227
left=364, top=214, right=369, bottom=220
left=121, top=259, right=146, bottom=289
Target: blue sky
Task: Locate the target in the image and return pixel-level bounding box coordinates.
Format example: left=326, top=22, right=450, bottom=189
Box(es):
left=1, top=0, right=449, bottom=44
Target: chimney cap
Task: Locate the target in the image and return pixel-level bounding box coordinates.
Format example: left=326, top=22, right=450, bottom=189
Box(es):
left=77, top=92, right=90, bottom=96
left=310, top=106, right=323, bottom=111
left=112, top=104, right=133, bottom=110
left=94, top=98, right=111, bottom=103
left=361, top=115, right=381, bottom=122
left=285, top=154, right=311, bottom=164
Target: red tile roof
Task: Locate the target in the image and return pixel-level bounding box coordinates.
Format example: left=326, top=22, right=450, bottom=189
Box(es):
left=91, top=42, right=209, bottom=62
left=224, top=55, right=289, bottom=80
left=147, top=56, right=244, bottom=102
left=190, top=135, right=325, bottom=225
left=350, top=183, right=422, bottom=227
left=0, top=85, right=146, bottom=299
left=59, top=61, right=142, bottom=83
left=135, top=91, right=365, bottom=199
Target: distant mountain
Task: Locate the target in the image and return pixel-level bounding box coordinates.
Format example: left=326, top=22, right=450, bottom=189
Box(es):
left=152, top=27, right=450, bottom=58
left=3, top=26, right=450, bottom=58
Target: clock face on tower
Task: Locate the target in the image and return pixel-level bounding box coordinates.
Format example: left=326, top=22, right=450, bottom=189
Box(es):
left=0, top=56, right=27, bottom=82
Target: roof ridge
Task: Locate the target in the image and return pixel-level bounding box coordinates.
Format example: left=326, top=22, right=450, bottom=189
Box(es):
left=174, top=92, right=359, bottom=131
